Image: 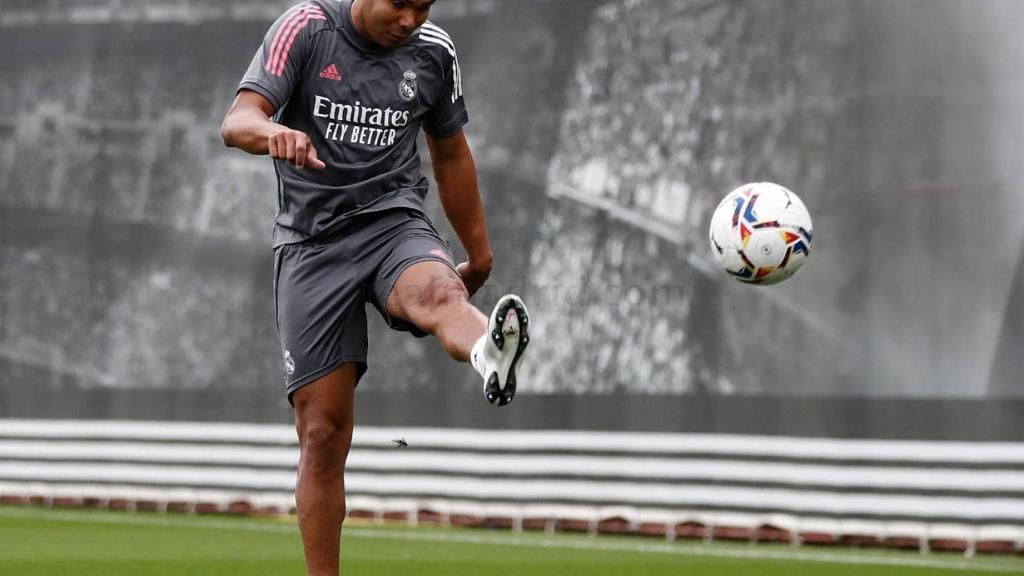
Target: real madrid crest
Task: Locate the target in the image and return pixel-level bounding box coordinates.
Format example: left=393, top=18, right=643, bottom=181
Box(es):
left=399, top=70, right=418, bottom=102
left=283, top=350, right=295, bottom=375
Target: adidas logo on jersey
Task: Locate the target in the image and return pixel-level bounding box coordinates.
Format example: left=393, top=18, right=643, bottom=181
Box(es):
left=319, top=64, right=341, bottom=81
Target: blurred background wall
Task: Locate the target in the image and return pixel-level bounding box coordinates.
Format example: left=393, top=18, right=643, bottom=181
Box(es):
left=1, top=0, right=1022, bottom=438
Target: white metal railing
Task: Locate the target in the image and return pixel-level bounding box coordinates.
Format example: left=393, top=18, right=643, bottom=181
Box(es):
left=1, top=419, right=1023, bottom=551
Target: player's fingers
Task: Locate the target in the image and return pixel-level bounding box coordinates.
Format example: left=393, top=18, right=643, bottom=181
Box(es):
left=456, top=262, right=480, bottom=296
left=307, top=146, right=327, bottom=169
left=268, top=134, right=279, bottom=158
left=285, top=136, right=297, bottom=165
left=472, top=273, right=488, bottom=296
left=295, top=140, right=307, bottom=169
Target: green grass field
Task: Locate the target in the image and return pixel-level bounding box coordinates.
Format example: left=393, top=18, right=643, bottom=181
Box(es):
left=1, top=505, right=1022, bottom=575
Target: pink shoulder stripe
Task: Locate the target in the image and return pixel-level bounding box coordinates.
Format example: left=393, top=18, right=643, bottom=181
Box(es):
left=266, top=5, right=326, bottom=76
left=266, top=6, right=322, bottom=74
left=273, top=10, right=327, bottom=76
left=265, top=4, right=327, bottom=77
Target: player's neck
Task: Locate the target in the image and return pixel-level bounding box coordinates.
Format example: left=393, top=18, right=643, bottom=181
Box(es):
left=349, top=0, right=372, bottom=43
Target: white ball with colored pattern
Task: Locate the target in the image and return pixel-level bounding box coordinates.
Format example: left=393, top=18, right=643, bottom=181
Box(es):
left=708, top=182, right=813, bottom=285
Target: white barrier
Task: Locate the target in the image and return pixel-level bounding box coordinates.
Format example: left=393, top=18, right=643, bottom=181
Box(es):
left=1, top=419, right=1023, bottom=551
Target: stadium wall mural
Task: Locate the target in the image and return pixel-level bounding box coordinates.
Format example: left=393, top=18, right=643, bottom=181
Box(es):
left=1, top=0, right=1022, bottom=439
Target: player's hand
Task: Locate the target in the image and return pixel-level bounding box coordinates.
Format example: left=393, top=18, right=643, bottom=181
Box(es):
left=456, top=258, right=492, bottom=297
left=268, top=129, right=326, bottom=170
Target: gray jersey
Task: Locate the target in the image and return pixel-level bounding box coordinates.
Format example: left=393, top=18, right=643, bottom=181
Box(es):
left=238, top=0, right=468, bottom=247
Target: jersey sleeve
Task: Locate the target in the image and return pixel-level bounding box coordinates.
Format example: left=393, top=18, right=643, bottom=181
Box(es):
left=422, top=38, right=469, bottom=139
left=237, top=2, right=328, bottom=112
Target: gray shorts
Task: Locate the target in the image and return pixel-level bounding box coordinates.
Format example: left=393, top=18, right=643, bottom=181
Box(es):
left=273, top=208, right=457, bottom=402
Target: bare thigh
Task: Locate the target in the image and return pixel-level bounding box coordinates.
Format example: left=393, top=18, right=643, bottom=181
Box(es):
left=386, top=260, right=471, bottom=331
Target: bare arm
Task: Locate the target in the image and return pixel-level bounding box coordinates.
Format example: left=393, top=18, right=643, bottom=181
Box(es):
left=427, top=129, right=493, bottom=296
left=221, top=90, right=325, bottom=169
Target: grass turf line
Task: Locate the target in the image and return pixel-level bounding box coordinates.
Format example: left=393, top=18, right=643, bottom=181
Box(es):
left=1, top=506, right=1022, bottom=576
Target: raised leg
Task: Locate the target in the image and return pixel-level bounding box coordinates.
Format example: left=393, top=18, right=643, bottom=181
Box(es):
left=387, top=260, right=530, bottom=406
left=386, top=260, right=487, bottom=361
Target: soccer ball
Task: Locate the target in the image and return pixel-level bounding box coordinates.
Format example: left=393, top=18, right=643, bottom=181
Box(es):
left=708, top=182, right=813, bottom=285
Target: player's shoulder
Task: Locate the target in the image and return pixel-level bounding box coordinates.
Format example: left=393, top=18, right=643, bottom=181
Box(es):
left=274, top=0, right=338, bottom=32
left=410, top=20, right=459, bottom=62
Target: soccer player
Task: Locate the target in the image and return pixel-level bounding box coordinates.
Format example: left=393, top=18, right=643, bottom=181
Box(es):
left=220, top=0, right=530, bottom=573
